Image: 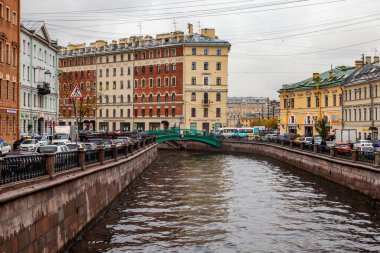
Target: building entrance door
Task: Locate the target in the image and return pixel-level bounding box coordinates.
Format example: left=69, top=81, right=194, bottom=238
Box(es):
left=202, top=123, right=210, bottom=132
left=38, top=117, right=44, bottom=135
left=305, top=126, right=313, bottom=137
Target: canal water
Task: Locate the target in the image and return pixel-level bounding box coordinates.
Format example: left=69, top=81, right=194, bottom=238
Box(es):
left=69, top=151, right=380, bottom=253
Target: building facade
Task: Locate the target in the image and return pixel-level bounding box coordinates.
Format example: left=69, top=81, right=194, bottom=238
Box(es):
left=59, top=25, right=230, bottom=132
left=278, top=66, right=356, bottom=136
left=343, top=57, right=380, bottom=140
left=0, top=0, right=20, bottom=142
left=20, top=22, right=59, bottom=135
left=59, top=45, right=97, bottom=130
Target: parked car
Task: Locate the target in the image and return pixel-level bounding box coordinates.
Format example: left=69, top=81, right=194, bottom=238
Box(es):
left=372, top=140, right=380, bottom=149
left=103, top=139, right=112, bottom=148
left=266, top=134, right=279, bottom=140
left=335, top=142, right=351, bottom=155
left=0, top=142, right=12, bottom=156
left=36, top=145, right=69, bottom=154
left=111, top=139, right=125, bottom=147
left=358, top=146, right=375, bottom=160
left=302, top=137, right=313, bottom=144
left=353, top=140, right=373, bottom=149
left=3, top=151, right=38, bottom=157
left=84, top=143, right=97, bottom=150
left=279, top=134, right=289, bottom=142
left=19, top=139, right=40, bottom=152
left=314, top=136, right=323, bottom=145
left=34, top=136, right=49, bottom=146
left=88, top=139, right=104, bottom=147
left=66, top=142, right=86, bottom=151
left=117, top=137, right=134, bottom=145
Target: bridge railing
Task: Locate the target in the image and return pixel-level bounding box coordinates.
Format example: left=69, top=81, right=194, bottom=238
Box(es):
left=0, top=137, right=156, bottom=186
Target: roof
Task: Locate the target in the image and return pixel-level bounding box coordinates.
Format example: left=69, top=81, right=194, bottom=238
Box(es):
left=279, top=66, right=356, bottom=92
left=21, top=21, right=44, bottom=32
left=184, top=33, right=231, bottom=47
left=344, top=62, right=380, bottom=85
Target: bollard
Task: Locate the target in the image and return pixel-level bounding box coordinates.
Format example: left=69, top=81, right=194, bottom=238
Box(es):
left=313, top=144, right=318, bottom=153
left=351, top=149, right=358, bottom=162
left=45, top=152, right=56, bottom=179
left=111, top=144, right=118, bottom=161
left=375, top=152, right=380, bottom=167
left=300, top=142, right=305, bottom=150
left=78, top=147, right=86, bottom=170
left=98, top=145, right=105, bottom=164
left=329, top=146, right=336, bottom=157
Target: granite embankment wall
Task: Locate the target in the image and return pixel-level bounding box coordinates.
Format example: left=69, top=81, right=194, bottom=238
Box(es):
left=160, top=140, right=380, bottom=200
left=0, top=144, right=158, bottom=253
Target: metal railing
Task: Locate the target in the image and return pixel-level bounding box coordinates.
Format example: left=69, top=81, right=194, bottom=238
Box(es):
left=117, top=146, right=126, bottom=156
left=0, top=155, right=47, bottom=185
left=358, top=151, right=375, bottom=164
left=55, top=151, right=79, bottom=172
left=85, top=149, right=99, bottom=165
left=104, top=148, right=113, bottom=160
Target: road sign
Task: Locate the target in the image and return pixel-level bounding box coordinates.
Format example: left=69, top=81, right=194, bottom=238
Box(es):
left=70, top=85, right=83, bottom=99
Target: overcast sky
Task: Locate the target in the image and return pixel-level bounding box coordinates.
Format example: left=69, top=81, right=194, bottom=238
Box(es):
left=22, top=0, right=380, bottom=99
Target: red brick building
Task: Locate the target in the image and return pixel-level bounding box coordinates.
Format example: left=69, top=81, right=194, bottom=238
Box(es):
left=59, top=53, right=97, bottom=130
left=133, top=46, right=184, bottom=130
left=0, top=0, right=20, bottom=142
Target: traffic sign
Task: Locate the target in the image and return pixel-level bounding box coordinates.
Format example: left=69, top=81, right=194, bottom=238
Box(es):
left=70, top=85, right=83, bottom=99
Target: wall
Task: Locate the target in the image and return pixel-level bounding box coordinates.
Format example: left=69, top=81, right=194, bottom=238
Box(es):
left=0, top=144, right=158, bottom=253
left=161, top=140, right=380, bottom=200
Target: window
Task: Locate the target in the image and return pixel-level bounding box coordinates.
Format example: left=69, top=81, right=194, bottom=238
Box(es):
left=204, top=48, right=209, bottom=55
left=204, top=108, right=208, bottom=117
left=157, top=108, right=161, bottom=117
left=339, top=94, right=343, bottom=106
left=99, top=69, right=103, bottom=77
left=191, top=92, right=196, bottom=101
left=5, top=44, right=9, bottom=64
left=149, top=51, right=153, bottom=59
left=216, top=62, right=222, bottom=70
left=217, top=48, right=222, bottom=56
left=191, top=77, right=196, bottom=85
left=172, top=63, right=176, bottom=71
left=120, top=81, right=124, bottom=89
left=0, top=41, right=2, bottom=62
left=113, top=109, right=116, bottom=117
left=165, top=64, right=169, bottom=73
left=120, top=67, right=124, bottom=76
left=364, top=87, right=367, bottom=98
left=191, top=108, right=196, bottom=117
left=106, top=69, right=109, bottom=77
left=149, top=94, right=153, bottom=102
left=171, top=77, right=176, bottom=86
left=134, top=109, right=138, bottom=117
left=127, top=67, right=131, bottom=75
left=127, top=109, right=131, bottom=118
left=106, top=82, right=109, bottom=90
left=171, top=108, right=176, bottom=117
left=165, top=77, right=169, bottom=87
left=0, top=3, right=3, bottom=18
left=324, top=95, right=328, bottom=107
left=191, top=62, right=196, bottom=70
left=157, top=64, right=161, bottom=73
left=216, top=77, right=221, bottom=85
left=142, top=79, right=146, bottom=88
left=134, top=80, right=138, bottom=88
left=315, top=96, right=319, bottom=107
left=157, top=93, right=161, bottom=102
left=192, top=48, right=196, bottom=55
left=204, top=76, right=209, bottom=85
left=165, top=93, right=169, bottom=102
left=142, top=52, right=146, bottom=59
left=120, top=109, right=123, bottom=117
left=157, top=50, right=161, bottom=58
left=172, top=93, right=176, bottom=101
left=171, top=48, right=176, bottom=56
left=149, top=65, right=153, bottom=73
left=165, top=108, right=169, bottom=117
left=204, top=62, right=209, bottom=70
left=216, top=108, right=221, bottom=118
left=6, top=6, right=10, bottom=21
left=157, top=78, right=161, bottom=87
left=149, top=108, right=153, bottom=117
left=149, top=78, right=153, bottom=88
left=142, top=66, right=146, bottom=74
left=216, top=92, right=221, bottom=101
left=113, top=81, right=116, bottom=89
left=165, top=49, right=169, bottom=57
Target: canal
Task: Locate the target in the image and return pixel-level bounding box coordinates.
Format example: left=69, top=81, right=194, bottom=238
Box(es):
left=68, top=151, right=380, bottom=252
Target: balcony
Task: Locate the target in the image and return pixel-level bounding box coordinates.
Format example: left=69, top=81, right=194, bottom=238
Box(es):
left=37, top=82, right=51, bottom=95
left=202, top=99, right=210, bottom=106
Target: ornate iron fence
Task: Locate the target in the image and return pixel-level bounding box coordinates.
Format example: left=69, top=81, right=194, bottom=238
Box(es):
left=105, top=148, right=113, bottom=160
left=85, top=149, right=99, bottom=165
left=55, top=151, right=79, bottom=172
left=117, top=146, right=126, bottom=156
left=358, top=151, right=375, bottom=164
left=0, top=155, right=47, bottom=185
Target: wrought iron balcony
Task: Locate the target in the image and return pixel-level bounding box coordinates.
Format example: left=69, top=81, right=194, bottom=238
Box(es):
left=37, top=82, right=51, bottom=95
left=202, top=99, right=210, bottom=106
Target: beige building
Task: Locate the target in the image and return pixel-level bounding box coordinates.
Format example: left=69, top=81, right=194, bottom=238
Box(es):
left=343, top=57, right=380, bottom=140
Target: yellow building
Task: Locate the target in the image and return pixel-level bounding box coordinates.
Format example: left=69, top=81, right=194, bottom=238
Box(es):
left=183, top=26, right=231, bottom=132
left=278, top=66, right=356, bottom=136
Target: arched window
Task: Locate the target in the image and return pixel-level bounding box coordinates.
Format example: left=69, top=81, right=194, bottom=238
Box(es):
left=203, top=92, right=209, bottom=102
left=172, top=92, right=176, bottom=101
left=142, top=94, right=146, bottom=102
left=113, top=95, right=116, bottom=103
left=191, top=92, right=196, bottom=101
left=149, top=94, right=153, bottom=102
left=127, top=95, right=131, bottom=103
left=288, top=116, right=297, bottom=124
left=165, top=93, right=169, bottom=102
left=134, top=94, right=138, bottom=102
left=99, top=96, right=102, bottom=104
left=105, top=95, right=109, bottom=103
left=157, top=93, right=161, bottom=102
left=120, top=95, right=124, bottom=103
left=216, top=92, right=221, bottom=101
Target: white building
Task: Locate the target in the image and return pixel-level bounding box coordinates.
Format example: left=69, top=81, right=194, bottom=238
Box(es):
left=20, top=22, right=59, bottom=135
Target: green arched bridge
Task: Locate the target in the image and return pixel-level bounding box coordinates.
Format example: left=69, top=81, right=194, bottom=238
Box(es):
left=147, top=128, right=221, bottom=148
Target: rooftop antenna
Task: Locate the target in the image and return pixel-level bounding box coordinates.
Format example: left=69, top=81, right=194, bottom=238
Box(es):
left=172, top=19, right=177, bottom=31
left=197, top=21, right=201, bottom=34
left=372, top=48, right=378, bottom=56
left=138, top=22, right=142, bottom=36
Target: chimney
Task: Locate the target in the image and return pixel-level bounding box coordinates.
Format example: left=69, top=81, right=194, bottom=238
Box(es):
left=366, top=56, right=372, bottom=65
left=188, top=23, right=194, bottom=35
left=355, top=60, right=364, bottom=69
left=328, top=71, right=334, bottom=79
left=313, top=73, right=320, bottom=80
left=374, top=56, right=379, bottom=63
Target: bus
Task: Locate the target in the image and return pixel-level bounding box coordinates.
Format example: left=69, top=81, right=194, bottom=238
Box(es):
left=216, top=128, right=238, bottom=138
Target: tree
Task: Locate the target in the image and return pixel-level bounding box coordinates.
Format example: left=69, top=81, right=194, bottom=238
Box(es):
left=314, top=117, right=329, bottom=139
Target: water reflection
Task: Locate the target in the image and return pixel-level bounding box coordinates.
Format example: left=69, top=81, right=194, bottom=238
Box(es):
left=68, top=151, right=380, bottom=253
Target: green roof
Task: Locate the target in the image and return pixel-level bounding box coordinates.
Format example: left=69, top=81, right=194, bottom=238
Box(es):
left=279, top=66, right=356, bottom=92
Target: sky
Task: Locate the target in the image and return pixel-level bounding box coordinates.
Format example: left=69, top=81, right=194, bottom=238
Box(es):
left=22, top=0, right=380, bottom=99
